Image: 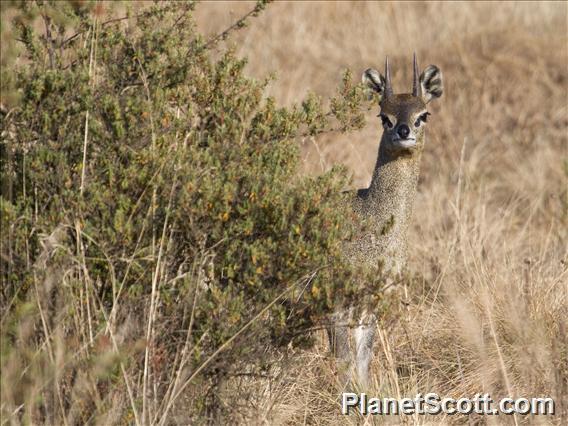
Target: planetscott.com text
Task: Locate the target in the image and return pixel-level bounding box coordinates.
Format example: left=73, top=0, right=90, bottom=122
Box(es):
left=341, top=393, right=555, bottom=416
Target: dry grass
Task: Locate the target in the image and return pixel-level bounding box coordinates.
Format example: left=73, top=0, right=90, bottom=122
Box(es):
left=191, top=1, right=568, bottom=424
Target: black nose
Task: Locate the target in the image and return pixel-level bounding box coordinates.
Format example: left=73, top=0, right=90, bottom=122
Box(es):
left=397, top=124, right=410, bottom=139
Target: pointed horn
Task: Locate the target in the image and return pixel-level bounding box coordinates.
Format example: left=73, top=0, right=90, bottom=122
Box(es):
left=412, top=52, right=421, bottom=97
left=384, top=56, right=393, bottom=98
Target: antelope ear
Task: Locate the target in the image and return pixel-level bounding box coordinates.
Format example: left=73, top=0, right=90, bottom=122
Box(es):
left=362, top=68, right=386, bottom=102
left=419, top=65, right=443, bottom=103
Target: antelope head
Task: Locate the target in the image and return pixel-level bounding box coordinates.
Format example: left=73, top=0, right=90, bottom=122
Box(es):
left=363, top=54, right=443, bottom=154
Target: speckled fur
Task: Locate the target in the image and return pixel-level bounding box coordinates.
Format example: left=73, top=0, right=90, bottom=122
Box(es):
left=346, top=94, right=427, bottom=273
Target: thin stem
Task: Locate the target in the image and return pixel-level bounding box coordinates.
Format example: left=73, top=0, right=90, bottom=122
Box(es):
left=42, top=13, right=55, bottom=69
left=80, top=18, right=97, bottom=197
left=158, top=269, right=320, bottom=425
left=195, top=1, right=271, bottom=53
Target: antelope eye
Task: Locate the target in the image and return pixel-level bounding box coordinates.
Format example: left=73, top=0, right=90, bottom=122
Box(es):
left=414, top=112, right=431, bottom=127
left=379, top=113, right=393, bottom=129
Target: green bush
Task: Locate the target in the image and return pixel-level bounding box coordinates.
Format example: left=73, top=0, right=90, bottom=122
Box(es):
left=1, top=1, right=382, bottom=423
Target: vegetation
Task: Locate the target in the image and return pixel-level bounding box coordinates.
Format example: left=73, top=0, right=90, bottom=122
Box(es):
left=1, top=1, right=383, bottom=424
left=209, top=2, right=567, bottom=424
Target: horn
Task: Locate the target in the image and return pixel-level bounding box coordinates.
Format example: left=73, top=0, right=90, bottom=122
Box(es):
left=412, top=52, right=422, bottom=97
left=384, top=56, right=393, bottom=98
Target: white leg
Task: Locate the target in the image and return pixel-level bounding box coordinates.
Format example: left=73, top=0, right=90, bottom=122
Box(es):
left=353, top=315, right=376, bottom=388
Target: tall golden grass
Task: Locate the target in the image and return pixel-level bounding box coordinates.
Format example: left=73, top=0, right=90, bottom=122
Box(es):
left=191, top=1, right=567, bottom=424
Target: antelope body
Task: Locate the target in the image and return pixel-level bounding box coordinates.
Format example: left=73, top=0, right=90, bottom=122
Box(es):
left=329, top=54, right=443, bottom=388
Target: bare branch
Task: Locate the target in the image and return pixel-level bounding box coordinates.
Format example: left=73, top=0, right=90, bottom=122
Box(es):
left=201, top=1, right=271, bottom=51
